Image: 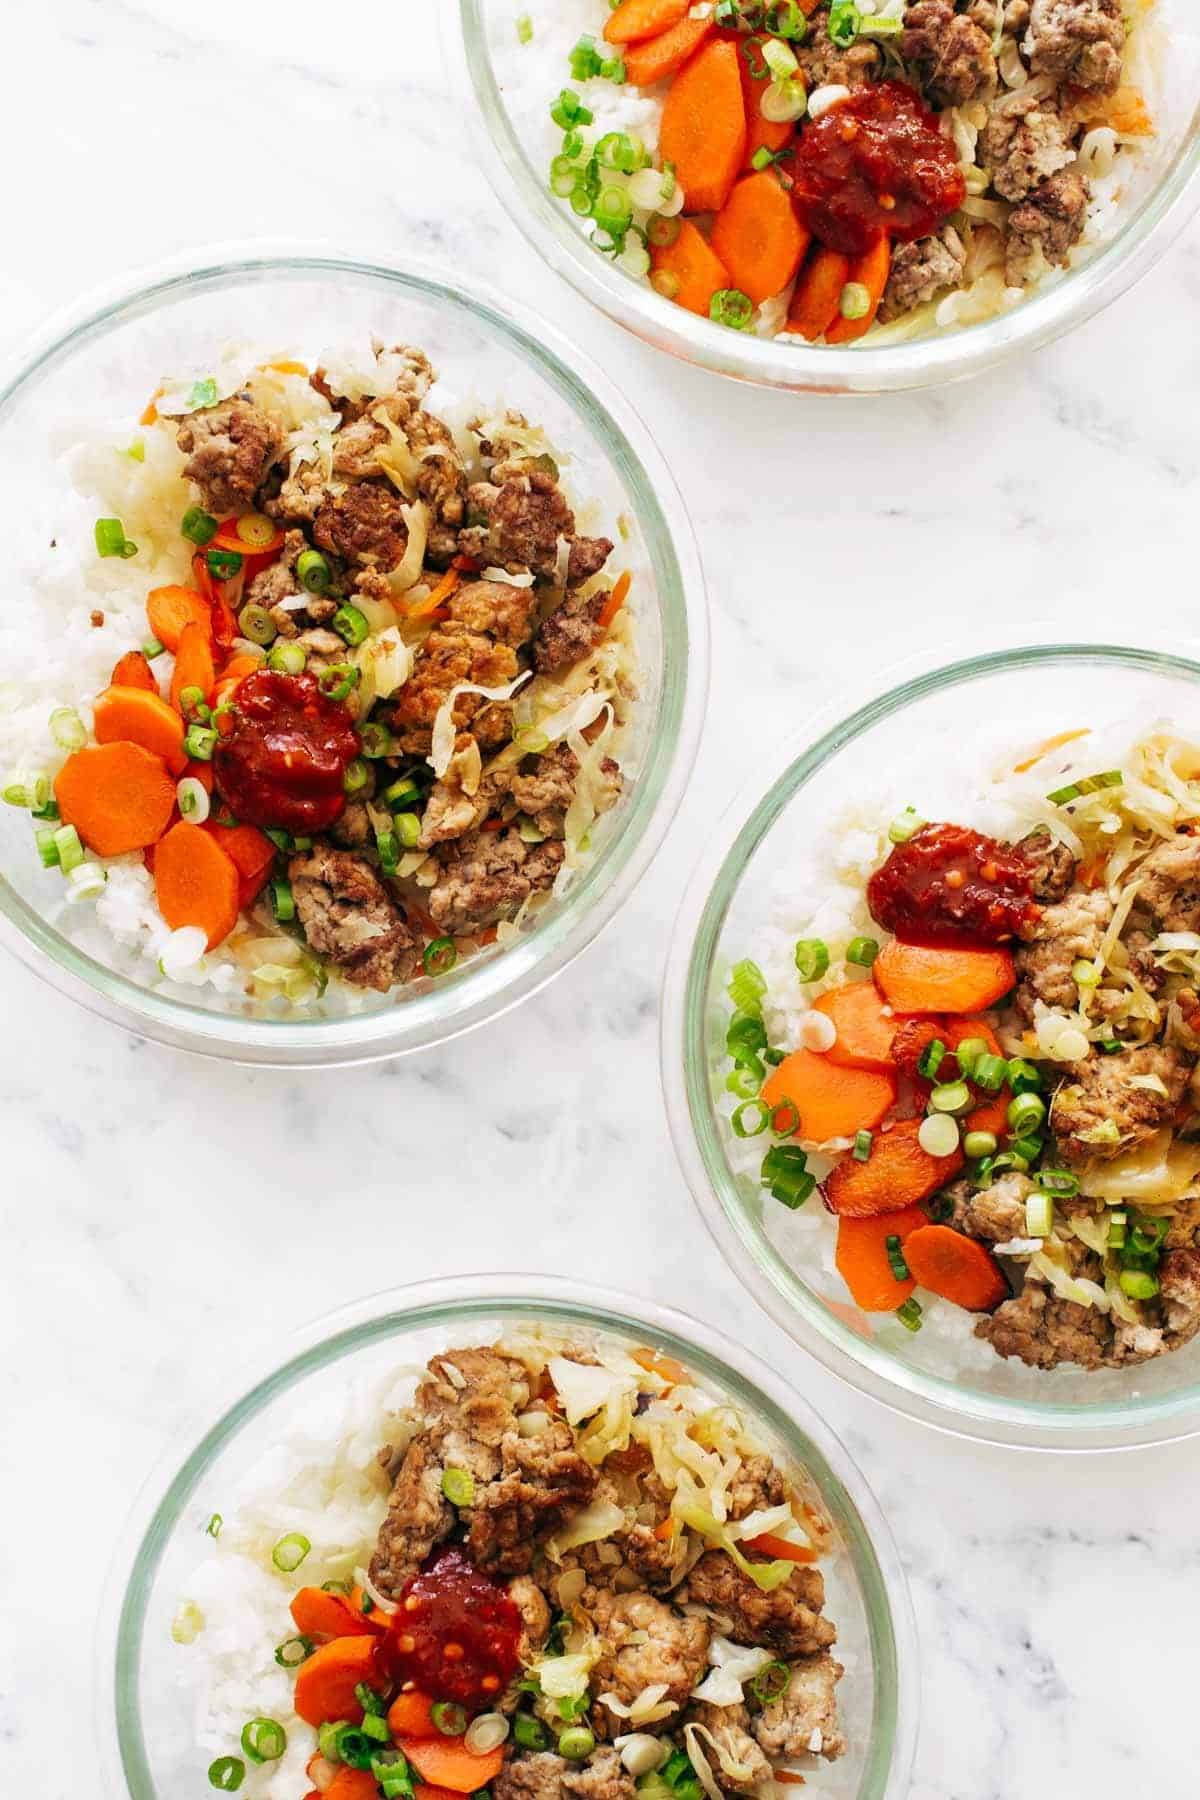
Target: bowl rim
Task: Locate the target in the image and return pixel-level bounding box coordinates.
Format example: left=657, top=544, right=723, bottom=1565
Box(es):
left=660, top=640, right=1200, bottom=1451
left=0, top=242, right=710, bottom=1065
left=447, top=0, right=1200, bottom=395
left=96, top=1272, right=920, bottom=1800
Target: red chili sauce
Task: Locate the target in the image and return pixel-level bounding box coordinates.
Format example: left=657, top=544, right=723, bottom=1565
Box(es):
left=867, top=823, right=1041, bottom=946
left=791, top=82, right=966, bottom=257
left=212, top=669, right=360, bottom=835
left=384, top=1548, right=522, bottom=1709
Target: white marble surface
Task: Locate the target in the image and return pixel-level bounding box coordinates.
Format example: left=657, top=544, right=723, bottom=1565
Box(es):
left=3, top=4, right=1200, bottom=1797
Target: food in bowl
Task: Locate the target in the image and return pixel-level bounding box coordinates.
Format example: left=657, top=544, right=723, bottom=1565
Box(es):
left=176, top=1331, right=851, bottom=1797
left=500, top=0, right=1166, bottom=343
left=717, top=719, right=1200, bottom=1374
left=0, top=344, right=638, bottom=1010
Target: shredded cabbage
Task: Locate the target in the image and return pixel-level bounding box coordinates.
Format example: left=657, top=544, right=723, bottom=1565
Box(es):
left=428, top=670, right=532, bottom=777
left=390, top=501, right=429, bottom=593
left=676, top=1505, right=794, bottom=1592
left=689, top=1638, right=776, bottom=1706
left=547, top=1496, right=626, bottom=1557
left=598, top=1683, right=675, bottom=1726
left=534, top=1652, right=596, bottom=1701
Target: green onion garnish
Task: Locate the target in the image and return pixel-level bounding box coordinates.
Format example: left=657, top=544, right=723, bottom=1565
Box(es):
left=895, top=1297, right=923, bottom=1332
left=395, top=812, right=421, bottom=850
left=963, top=1129, right=997, bottom=1160
left=335, top=1724, right=375, bottom=1768
left=1037, top=1168, right=1079, bottom=1196
left=269, top=878, right=295, bottom=923
left=887, top=807, right=924, bottom=844
left=238, top=603, right=277, bottom=647
left=188, top=377, right=219, bottom=409
left=49, top=706, right=87, bottom=751
left=917, top=1038, right=945, bottom=1080
left=268, top=641, right=307, bottom=674
left=183, top=724, right=218, bottom=762
left=295, top=549, right=332, bottom=595
left=240, top=1718, right=287, bottom=1765
left=54, top=824, right=84, bottom=874
left=143, top=637, right=165, bottom=659
left=709, top=288, right=754, bottom=331
left=569, top=32, right=604, bottom=78
left=383, top=776, right=423, bottom=811
left=514, top=1715, right=548, bottom=1750
left=441, top=1467, right=476, bottom=1506
left=182, top=506, right=219, bottom=546
left=207, top=1757, right=245, bottom=1791
left=35, top=825, right=59, bottom=868
left=319, top=663, right=360, bottom=703
left=205, top=1512, right=222, bottom=1537
left=793, top=937, right=829, bottom=982
left=559, top=1728, right=596, bottom=1762
left=431, top=1701, right=468, bottom=1737
left=206, top=547, right=243, bottom=580
left=376, top=828, right=401, bottom=876
left=952, top=1036, right=986, bottom=1077
left=363, top=1711, right=392, bottom=1744
left=517, top=12, right=533, bottom=40
left=828, top=0, right=861, bottom=45
left=1046, top=770, right=1123, bottom=805
left=424, top=936, right=458, bottom=976
left=732, top=1099, right=770, bottom=1138
left=761, top=1143, right=814, bottom=1208
left=726, top=1065, right=762, bottom=1100
left=771, top=1099, right=801, bottom=1138
left=551, top=87, right=594, bottom=129
left=845, top=935, right=878, bottom=968
left=885, top=1234, right=910, bottom=1281
left=1006, top=1058, right=1041, bottom=1094
left=1007, top=1091, right=1046, bottom=1137
left=271, top=1532, right=311, bottom=1573
left=1024, top=1190, right=1053, bottom=1238
left=1107, top=1209, right=1127, bottom=1249
left=274, top=1635, right=313, bottom=1668
left=749, top=1658, right=791, bottom=1705
left=343, top=758, right=370, bottom=797
left=1119, top=1269, right=1159, bottom=1300
left=853, top=1129, right=873, bottom=1161
left=357, top=1683, right=389, bottom=1717
left=333, top=603, right=369, bottom=648
left=727, top=958, right=767, bottom=1014
left=95, top=517, right=137, bottom=558
left=359, top=721, right=397, bottom=758
left=763, top=1046, right=785, bottom=1065
left=928, top=1079, right=970, bottom=1115
left=971, top=1053, right=1007, bottom=1093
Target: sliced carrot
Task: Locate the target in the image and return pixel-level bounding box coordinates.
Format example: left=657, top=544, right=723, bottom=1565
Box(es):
left=762, top=1050, right=896, bottom=1144
left=93, top=685, right=188, bottom=777
left=816, top=982, right=898, bottom=1074
left=598, top=569, right=632, bottom=632
left=183, top=760, right=214, bottom=794
left=210, top=514, right=285, bottom=556
left=203, top=820, right=277, bottom=908
left=873, top=940, right=1015, bottom=1015
left=170, top=621, right=217, bottom=714
left=659, top=38, right=746, bottom=214
left=822, top=1118, right=963, bottom=1218
left=111, top=649, right=158, bottom=693
left=293, top=1635, right=380, bottom=1728
left=945, top=1018, right=1011, bottom=1134
left=1012, top=727, right=1090, bottom=774
left=786, top=246, right=851, bottom=341
left=729, top=30, right=795, bottom=168
left=825, top=237, right=891, bottom=344
left=835, top=1202, right=928, bottom=1311
left=153, top=821, right=241, bottom=949
left=387, top=1691, right=438, bottom=1738
left=604, top=0, right=688, bottom=45
left=327, top=1772, right=382, bottom=1800
left=710, top=171, right=808, bottom=306
left=632, top=1345, right=691, bottom=1385
left=406, top=567, right=460, bottom=621
left=624, top=14, right=714, bottom=85
left=743, top=1530, right=818, bottom=1564
left=650, top=218, right=731, bottom=316
left=398, top=1737, right=506, bottom=1794
left=55, top=741, right=176, bottom=857
left=146, top=585, right=211, bottom=654
left=290, top=1587, right=381, bottom=1642
left=415, top=1786, right=472, bottom=1800
left=902, top=1224, right=1010, bottom=1312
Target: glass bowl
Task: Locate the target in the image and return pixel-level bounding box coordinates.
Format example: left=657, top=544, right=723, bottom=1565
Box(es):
left=98, top=1275, right=918, bottom=1800
left=447, top=0, right=1200, bottom=393
left=0, top=248, right=707, bottom=1064
left=662, top=644, right=1200, bottom=1449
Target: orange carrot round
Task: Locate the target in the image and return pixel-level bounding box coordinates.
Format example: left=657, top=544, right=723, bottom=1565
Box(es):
left=93, top=685, right=188, bottom=776
left=902, top=1224, right=1010, bottom=1312
left=835, top=1202, right=928, bottom=1310
left=650, top=218, right=731, bottom=316
left=290, top=1586, right=381, bottom=1642
left=293, top=1635, right=380, bottom=1728
left=624, top=14, right=713, bottom=85
left=598, top=570, right=632, bottom=631
left=203, top=820, right=277, bottom=907
left=816, top=981, right=898, bottom=1074
left=786, top=246, right=850, bottom=341
left=326, top=1771, right=381, bottom=1800
left=145, top=584, right=211, bottom=654
left=170, top=620, right=217, bottom=714
left=711, top=171, right=808, bottom=306
left=387, top=1691, right=437, bottom=1738
left=398, top=1736, right=506, bottom=1794
left=822, top=1118, right=963, bottom=1218
left=659, top=38, right=746, bottom=214
left=873, top=940, right=1015, bottom=1014
left=604, top=0, right=689, bottom=44
left=153, top=821, right=241, bottom=949
left=761, top=1049, right=896, bottom=1144
left=111, top=649, right=159, bottom=693
left=55, top=741, right=176, bottom=857
left=825, top=237, right=891, bottom=345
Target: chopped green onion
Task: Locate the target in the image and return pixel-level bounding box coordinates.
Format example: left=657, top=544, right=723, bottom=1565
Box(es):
left=376, top=828, right=401, bottom=876
left=766, top=0, right=808, bottom=36
left=885, top=1234, right=910, bottom=1281
left=1024, top=1190, right=1054, bottom=1237
left=184, top=724, right=218, bottom=762
left=125, top=440, right=146, bottom=462
left=424, top=936, right=457, bottom=976
left=1036, top=1168, right=1079, bottom=1196
left=319, top=1723, right=343, bottom=1762
left=179, top=685, right=208, bottom=723
left=207, top=1757, right=245, bottom=1791
left=989, top=1149, right=1029, bottom=1176
left=35, top=824, right=59, bottom=868
left=1119, top=1269, right=1159, bottom=1300
left=549, top=155, right=578, bottom=199
left=143, top=636, right=165, bottom=659
left=432, top=1702, right=468, bottom=1737
left=845, top=935, right=879, bottom=968
left=268, top=641, right=307, bottom=674
left=917, top=1113, right=959, bottom=1158
left=963, top=1130, right=997, bottom=1160
left=887, top=807, right=925, bottom=844
left=357, top=1684, right=389, bottom=1717
left=839, top=280, right=871, bottom=321
left=188, top=377, right=219, bottom=409
left=363, top=1711, right=392, bottom=1744
left=972, top=1053, right=1007, bottom=1093
left=726, top=1064, right=763, bottom=1100
left=709, top=288, right=754, bottom=331
left=917, top=1038, right=946, bottom=1080
left=319, top=663, right=360, bottom=703
left=1107, top=1209, right=1128, bottom=1249
left=375, top=1755, right=416, bottom=1800
left=952, top=1036, right=987, bottom=1077
left=727, top=959, right=767, bottom=1014
left=271, top=1532, right=310, bottom=1573
left=763, top=1046, right=785, bottom=1066
left=1010, top=1134, right=1043, bottom=1164
left=927, top=1190, right=955, bottom=1222
left=728, top=1011, right=768, bottom=1061
left=1007, top=1091, right=1046, bottom=1136
left=514, top=1715, right=549, bottom=1751
left=441, top=1467, right=476, bottom=1506
left=383, top=776, right=423, bottom=811
left=95, top=517, right=137, bottom=558
left=395, top=811, right=421, bottom=849
left=333, top=603, right=370, bottom=647
left=761, top=1143, right=814, bottom=1208
left=559, top=1728, right=596, bottom=1762
left=895, top=1297, right=923, bottom=1332
left=274, top=1635, right=314, bottom=1668
left=771, top=1098, right=801, bottom=1138
left=750, top=1659, right=791, bottom=1704
left=359, top=721, right=398, bottom=760
left=54, top=824, right=84, bottom=874
left=1071, top=957, right=1099, bottom=987
left=647, top=212, right=682, bottom=248
left=177, top=776, right=211, bottom=823
left=1046, top=770, right=1123, bottom=805
left=295, top=549, right=332, bottom=594
left=238, top=603, right=277, bottom=646
left=853, top=1129, right=873, bottom=1162
left=32, top=796, right=60, bottom=821
left=206, top=547, right=243, bottom=581
left=793, top=938, right=829, bottom=982
left=240, top=1719, right=287, bottom=1765
left=827, top=0, right=861, bottom=45
left=517, top=12, right=533, bottom=40
left=182, top=506, right=219, bottom=546
left=205, top=1512, right=223, bottom=1537
left=334, top=1725, right=375, bottom=1769
left=49, top=706, right=87, bottom=751
left=1097, top=1037, right=1123, bottom=1054
left=551, top=87, right=593, bottom=129
left=594, top=184, right=634, bottom=235
left=928, top=1080, right=971, bottom=1115
left=732, top=1099, right=770, bottom=1138
left=343, top=757, right=370, bottom=797
left=269, top=878, right=295, bottom=923
left=1005, top=1058, right=1041, bottom=1094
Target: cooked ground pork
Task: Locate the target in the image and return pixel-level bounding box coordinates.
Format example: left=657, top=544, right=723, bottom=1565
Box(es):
left=1018, top=829, right=1078, bottom=903
left=1161, top=1247, right=1200, bottom=1346
left=313, top=480, right=411, bottom=570
left=459, top=466, right=611, bottom=586
left=976, top=1261, right=1112, bottom=1369
left=1005, top=168, right=1089, bottom=285
left=427, top=827, right=565, bottom=935
left=947, top=1171, right=1034, bottom=1242
left=680, top=1552, right=835, bottom=1658
left=1013, top=887, right=1111, bottom=1018
left=508, top=1575, right=552, bottom=1659
left=176, top=395, right=285, bottom=515
left=1051, top=1044, right=1193, bottom=1163
left=903, top=0, right=997, bottom=105
left=1134, top=832, right=1200, bottom=934
left=288, top=847, right=419, bottom=992
left=494, top=1751, right=636, bottom=1800
left=795, top=7, right=882, bottom=87
left=445, top=579, right=537, bottom=649
left=388, top=628, right=521, bottom=755
left=468, top=1428, right=598, bottom=1576
left=1024, top=0, right=1125, bottom=92
left=588, top=1588, right=711, bottom=1722
left=727, top=1453, right=787, bottom=1520
left=878, top=226, right=967, bottom=322
left=753, top=1654, right=847, bottom=1761
left=534, top=588, right=607, bottom=675
left=687, top=1702, right=774, bottom=1790
left=979, top=93, right=1076, bottom=202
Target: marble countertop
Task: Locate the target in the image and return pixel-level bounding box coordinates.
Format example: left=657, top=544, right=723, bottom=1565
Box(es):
left=4, top=4, right=1200, bottom=1797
